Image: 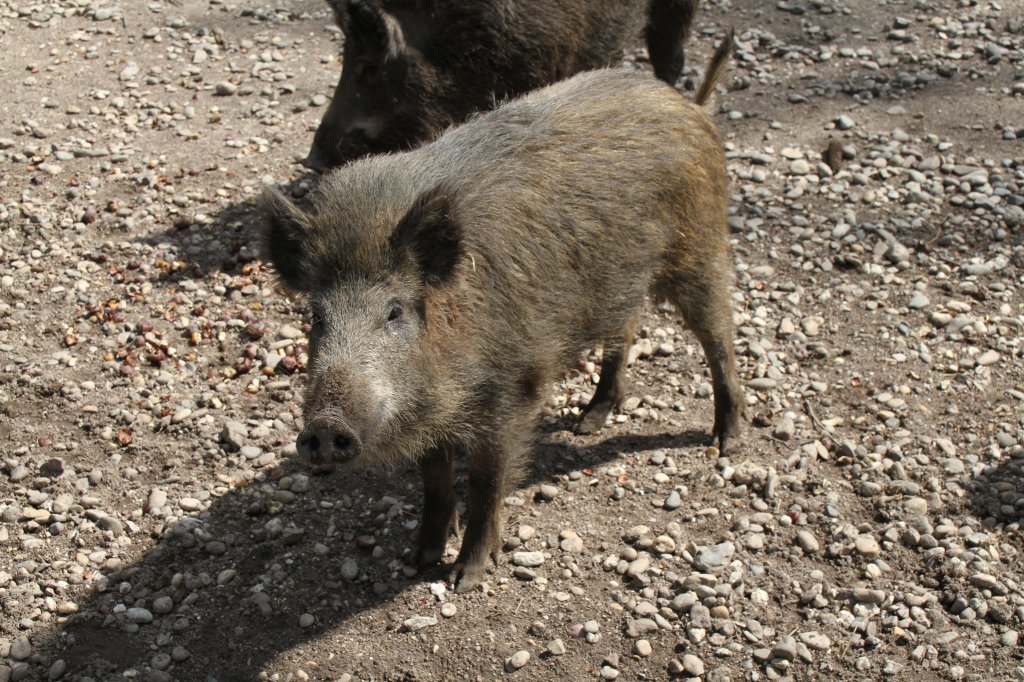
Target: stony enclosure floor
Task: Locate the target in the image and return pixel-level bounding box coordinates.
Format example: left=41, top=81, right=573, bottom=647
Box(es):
left=0, top=0, right=1023, bottom=681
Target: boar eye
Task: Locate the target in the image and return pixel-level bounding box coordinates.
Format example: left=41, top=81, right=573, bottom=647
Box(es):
left=386, top=302, right=403, bottom=325
left=353, top=62, right=380, bottom=82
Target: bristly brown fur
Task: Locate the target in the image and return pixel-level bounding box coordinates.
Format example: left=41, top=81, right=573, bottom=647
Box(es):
left=694, top=29, right=734, bottom=111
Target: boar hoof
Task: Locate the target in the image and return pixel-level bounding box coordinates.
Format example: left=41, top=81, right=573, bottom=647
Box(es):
left=576, top=404, right=613, bottom=435
left=412, top=542, right=446, bottom=568
left=714, top=416, right=744, bottom=455
left=451, top=562, right=487, bottom=594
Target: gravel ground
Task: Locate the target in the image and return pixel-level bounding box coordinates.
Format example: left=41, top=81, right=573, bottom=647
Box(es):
left=1, top=1, right=1023, bottom=681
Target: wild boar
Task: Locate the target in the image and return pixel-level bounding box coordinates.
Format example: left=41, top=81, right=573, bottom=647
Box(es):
left=266, top=35, right=741, bottom=592
left=304, top=0, right=699, bottom=169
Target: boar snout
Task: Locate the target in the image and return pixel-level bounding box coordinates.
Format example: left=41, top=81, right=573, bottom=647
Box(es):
left=299, top=152, right=329, bottom=172
left=297, top=417, right=362, bottom=464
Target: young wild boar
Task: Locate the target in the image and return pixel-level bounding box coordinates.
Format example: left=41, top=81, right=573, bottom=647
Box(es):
left=303, top=0, right=699, bottom=169
left=265, top=35, right=742, bottom=592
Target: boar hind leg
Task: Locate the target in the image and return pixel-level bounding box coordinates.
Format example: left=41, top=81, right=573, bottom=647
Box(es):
left=664, top=272, right=744, bottom=453
left=578, top=314, right=640, bottom=435
left=647, top=0, right=698, bottom=85
left=452, top=425, right=527, bottom=593
left=413, top=444, right=458, bottom=568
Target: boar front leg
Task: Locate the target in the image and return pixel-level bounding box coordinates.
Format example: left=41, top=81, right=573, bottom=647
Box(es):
left=413, top=444, right=458, bottom=568
left=451, top=426, right=526, bottom=593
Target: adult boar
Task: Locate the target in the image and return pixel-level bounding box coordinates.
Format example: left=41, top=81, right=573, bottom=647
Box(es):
left=266, top=36, right=741, bottom=592
left=304, top=0, right=699, bottom=169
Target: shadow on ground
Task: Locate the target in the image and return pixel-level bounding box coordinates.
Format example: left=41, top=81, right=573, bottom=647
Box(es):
left=32, top=427, right=709, bottom=681
left=966, top=451, right=1024, bottom=531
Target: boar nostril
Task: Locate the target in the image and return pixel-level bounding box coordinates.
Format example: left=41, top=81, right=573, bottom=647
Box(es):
left=334, top=433, right=352, bottom=452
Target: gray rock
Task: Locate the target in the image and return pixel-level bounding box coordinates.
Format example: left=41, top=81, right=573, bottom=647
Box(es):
left=773, top=415, right=795, bottom=441
left=772, top=636, right=798, bottom=661
left=506, top=650, right=530, bottom=672
left=220, top=421, right=248, bottom=450
left=695, top=541, right=735, bottom=571
left=341, top=558, right=359, bottom=581
left=796, top=530, right=820, bottom=554
left=512, top=551, right=545, bottom=567
left=9, top=637, right=31, bottom=661
left=126, top=607, right=154, bottom=624
left=885, top=241, right=910, bottom=264
left=682, top=654, right=704, bottom=676
left=908, top=291, right=929, bottom=309
left=538, top=483, right=559, bottom=501
left=402, top=615, right=436, bottom=632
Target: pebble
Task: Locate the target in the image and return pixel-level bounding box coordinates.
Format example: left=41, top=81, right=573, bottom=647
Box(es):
left=9, top=637, right=31, bottom=661
left=747, top=377, right=777, bottom=391
left=773, top=415, right=795, bottom=440
left=340, top=558, right=360, bottom=581
left=796, top=530, right=820, bottom=554
left=402, top=616, right=436, bottom=632
left=512, top=551, right=545, bottom=567
left=772, top=636, right=798, bottom=661
left=214, top=81, right=238, bottom=96
left=538, top=483, right=559, bottom=500
left=682, top=654, right=705, bottom=676
left=800, top=631, right=831, bottom=651
left=695, top=542, right=735, bottom=571
left=505, top=650, right=530, bottom=672
left=977, top=350, right=1000, bottom=366
left=559, top=531, right=584, bottom=553
left=126, top=608, right=153, bottom=624
left=47, top=660, right=65, bottom=680
left=908, top=291, right=930, bottom=309
left=626, top=556, right=650, bottom=577
left=152, top=596, right=173, bottom=614
left=855, top=535, right=881, bottom=559
left=146, top=489, right=167, bottom=512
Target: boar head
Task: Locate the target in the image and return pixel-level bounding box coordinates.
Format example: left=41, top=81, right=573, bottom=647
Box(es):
left=304, top=0, right=448, bottom=169
left=261, top=184, right=463, bottom=466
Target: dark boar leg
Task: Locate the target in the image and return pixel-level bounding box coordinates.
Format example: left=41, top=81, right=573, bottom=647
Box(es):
left=413, top=444, right=458, bottom=567
left=664, top=272, right=744, bottom=453
left=647, top=0, right=698, bottom=85
left=577, top=313, right=640, bottom=435
left=452, top=424, right=527, bottom=592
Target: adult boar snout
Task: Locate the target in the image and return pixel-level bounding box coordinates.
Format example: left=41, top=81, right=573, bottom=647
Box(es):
left=299, top=153, right=329, bottom=172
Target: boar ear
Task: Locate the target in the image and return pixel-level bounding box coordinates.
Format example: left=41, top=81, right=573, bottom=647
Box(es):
left=325, top=0, right=346, bottom=27
left=391, top=185, right=462, bottom=285
left=342, top=0, right=406, bottom=59
left=261, top=188, right=314, bottom=292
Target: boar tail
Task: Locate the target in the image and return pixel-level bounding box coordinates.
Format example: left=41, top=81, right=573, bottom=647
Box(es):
left=694, top=30, right=734, bottom=111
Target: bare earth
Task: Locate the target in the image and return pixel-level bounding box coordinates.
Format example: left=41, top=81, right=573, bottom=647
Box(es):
left=1, top=1, right=1023, bottom=681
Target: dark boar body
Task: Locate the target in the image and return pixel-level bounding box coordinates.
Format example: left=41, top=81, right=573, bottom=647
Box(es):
left=305, top=0, right=699, bottom=169
left=265, top=37, right=742, bottom=592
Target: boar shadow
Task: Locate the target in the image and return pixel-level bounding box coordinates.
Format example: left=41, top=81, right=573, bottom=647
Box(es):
left=128, top=172, right=323, bottom=283
left=28, top=425, right=708, bottom=680
left=967, top=451, right=1024, bottom=541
